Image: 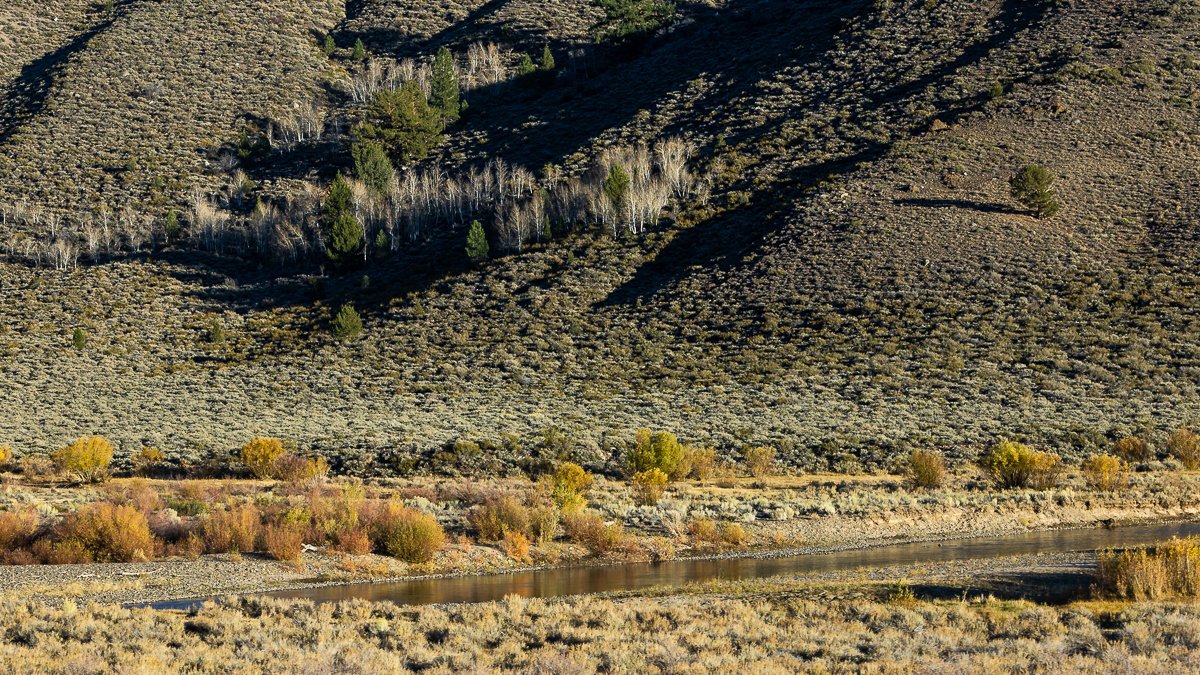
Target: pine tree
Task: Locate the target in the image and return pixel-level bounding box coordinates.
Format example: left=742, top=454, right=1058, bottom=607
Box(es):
left=71, top=327, right=87, bottom=351
left=1010, top=164, right=1061, bottom=219
left=604, top=164, right=632, bottom=210
left=351, top=38, right=366, bottom=62
left=322, top=34, right=336, bottom=56
left=466, top=219, right=489, bottom=261
left=516, top=53, right=536, bottom=77
left=332, top=304, right=363, bottom=339
left=355, top=82, right=443, bottom=166
left=352, top=141, right=394, bottom=196
left=430, top=46, right=460, bottom=128
left=322, top=175, right=353, bottom=230
left=540, top=45, right=556, bottom=71
left=328, top=212, right=365, bottom=264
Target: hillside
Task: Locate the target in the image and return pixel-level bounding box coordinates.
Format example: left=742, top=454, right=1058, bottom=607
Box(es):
left=1, top=0, right=1199, bottom=475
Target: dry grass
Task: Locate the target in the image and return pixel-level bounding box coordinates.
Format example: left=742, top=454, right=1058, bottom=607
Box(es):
left=1096, top=537, right=1200, bottom=601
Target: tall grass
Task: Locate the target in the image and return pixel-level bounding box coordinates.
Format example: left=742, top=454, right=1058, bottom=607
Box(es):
left=1095, top=537, right=1200, bottom=600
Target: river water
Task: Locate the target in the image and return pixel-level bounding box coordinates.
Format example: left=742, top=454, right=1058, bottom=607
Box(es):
left=146, top=521, right=1200, bottom=610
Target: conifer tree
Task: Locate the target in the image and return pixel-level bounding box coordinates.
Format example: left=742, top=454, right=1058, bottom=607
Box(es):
left=540, top=44, right=556, bottom=71
left=352, top=141, right=394, bottom=196
left=355, top=82, right=442, bottom=166
left=466, top=219, right=489, bottom=261
left=322, top=176, right=363, bottom=265
left=1010, top=164, right=1061, bottom=219
left=430, top=46, right=460, bottom=128
left=351, top=38, right=366, bottom=61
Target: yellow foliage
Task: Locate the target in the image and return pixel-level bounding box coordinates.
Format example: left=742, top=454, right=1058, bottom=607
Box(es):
left=1168, top=428, right=1200, bottom=469
left=981, top=440, right=1060, bottom=489
left=631, top=468, right=668, bottom=506
left=744, top=446, right=776, bottom=478
left=1081, top=454, right=1128, bottom=492
left=1097, top=537, right=1200, bottom=600
left=539, top=462, right=592, bottom=513
left=241, top=437, right=285, bottom=479
left=906, top=449, right=946, bottom=489
left=52, top=435, right=114, bottom=483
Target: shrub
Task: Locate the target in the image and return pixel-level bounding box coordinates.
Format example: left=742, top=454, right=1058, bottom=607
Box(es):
left=1096, top=537, right=1200, bottom=600
left=332, top=304, right=363, bottom=340
left=19, top=454, right=56, bottom=479
left=334, top=528, right=373, bottom=555
left=501, top=530, right=532, bottom=563
left=684, top=446, right=717, bottom=481
left=469, top=496, right=531, bottom=541
left=53, top=435, right=114, bottom=483
left=1168, top=428, right=1200, bottom=470
left=688, top=518, right=718, bottom=544
left=274, top=454, right=330, bottom=485
left=563, top=512, right=624, bottom=556
left=131, top=447, right=166, bottom=477
left=71, top=327, right=87, bottom=350
left=743, top=446, right=776, bottom=478
left=604, top=164, right=631, bottom=212
left=529, top=506, right=560, bottom=544
left=0, top=445, right=11, bottom=467
left=241, top=437, right=285, bottom=479
left=0, top=508, right=40, bottom=553
left=631, top=468, right=668, bottom=506
left=718, top=522, right=748, bottom=548
left=1113, top=436, right=1151, bottom=463
left=539, top=463, right=592, bottom=513
left=264, top=524, right=304, bottom=563
left=906, top=449, right=946, bottom=489
left=1082, top=454, right=1129, bottom=492
left=981, top=440, right=1061, bottom=489
left=202, top=504, right=261, bottom=554
left=540, top=44, right=555, bottom=71
left=374, top=505, right=445, bottom=563
left=58, top=503, right=155, bottom=563
left=1009, top=164, right=1061, bottom=218
left=627, top=429, right=685, bottom=479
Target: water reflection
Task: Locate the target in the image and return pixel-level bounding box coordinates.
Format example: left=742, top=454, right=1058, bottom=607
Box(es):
left=149, top=521, right=1200, bottom=610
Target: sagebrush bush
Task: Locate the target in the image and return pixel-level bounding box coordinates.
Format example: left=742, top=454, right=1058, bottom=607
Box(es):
left=1081, top=454, right=1128, bottom=492
left=1113, top=436, right=1151, bottom=463
left=906, top=449, right=946, bottom=488
left=626, top=429, right=686, bottom=479
left=631, top=468, right=668, bottom=506
left=981, top=441, right=1061, bottom=489
left=202, top=504, right=261, bottom=554
left=684, top=446, right=717, bottom=481
left=52, top=435, right=114, bottom=483
left=57, top=502, right=154, bottom=563
left=744, top=446, right=776, bottom=478
left=1168, top=428, right=1200, bottom=470
left=241, top=437, right=285, bottom=479
left=469, top=496, right=531, bottom=541
left=1096, top=537, right=1200, bottom=600
left=563, top=511, right=624, bottom=556
left=374, top=504, right=445, bottom=563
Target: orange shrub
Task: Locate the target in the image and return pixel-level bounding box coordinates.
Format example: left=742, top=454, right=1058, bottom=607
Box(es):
left=333, top=528, right=373, bottom=555
left=0, top=508, right=40, bottom=554
left=469, top=496, right=531, bottom=541
left=264, top=524, right=304, bottom=563
left=57, top=502, right=155, bottom=562
left=368, top=502, right=445, bottom=563
left=563, top=511, right=624, bottom=556
left=502, top=530, right=532, bottom=563
left=1113, top=436, right=1151, bottom=463
left=202, top=504, right=261, bottom=554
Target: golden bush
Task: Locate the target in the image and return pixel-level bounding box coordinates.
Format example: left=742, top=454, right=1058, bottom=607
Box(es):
left=1168, top=428, right=1200, bottom=470
left=1096, top=537, right=1200, bottom=600
left=626, top=429, right=686, bottom=480
left=0, top=508, right=40, bottom=553
left=631, top=468, right=668, bottom=506
left=0, top=445, right=12, bottom=467
left=501, top=530, right=532, bottom=563
left=1113, top=436, right=1151, bottom=463
left=202, top=504, right=262, bottom=554
left=1081, top=454, right=1129, bottom=492
left=528, top=506, right=560, bottom=544
left=241, top=437, right=285, bottom=479
left=539, top=462, right=592, bottom=513
left=906, top=449, right=946, bottom=489
left=744, top=446, right=776, bottom=478
left=52, top=435, right=114, bottom=483
left=57, top=502, right=155, bottom=563
left=981, top=441, right=1061, bottom=489
left=469, top=496, right=531, bottom=541
left=563, top=511, right=624, bottom=556
left=274, top=454, right=330, bottom=484
left=264, top=523, right=304, bottom=563
left=375, top=506, right=445, bottom=563
left=684, top=446, right=717, bottom=481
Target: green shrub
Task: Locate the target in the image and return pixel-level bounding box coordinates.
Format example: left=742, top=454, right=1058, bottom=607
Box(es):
left=58, top=502, right=155, bottom=562
left=529, top=506, right=560, bottom=544
left=981, top=440, right=1061, bottom=489
left=241, top=437, right=285, bottom=479
left=52, top=435, right=114, bottom=483
left=906, top=449, right=946, bottom=489
left=71, top=327, right=87, bottom=350
left=626, top=429, right=685, bottom=479
left=332, top=304, right=363, bottom=340
left=1009, top=164, right=1061, bottom=219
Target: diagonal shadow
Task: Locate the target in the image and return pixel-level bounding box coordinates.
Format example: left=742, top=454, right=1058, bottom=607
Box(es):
left=0, top=1, right=138, bottom=147
left=596, top=0, right=1060, bottom=310
left=893, top=198, right=1023, bottom=215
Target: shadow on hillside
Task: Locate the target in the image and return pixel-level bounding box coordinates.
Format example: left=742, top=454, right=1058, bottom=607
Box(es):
left=0, top=1, right=136, bottom=147
left=911, top=568, right=1095, bottom=604
left=597, top=0, right=1060, bottom=310
left=893, top=198, right=1022, bottom=215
